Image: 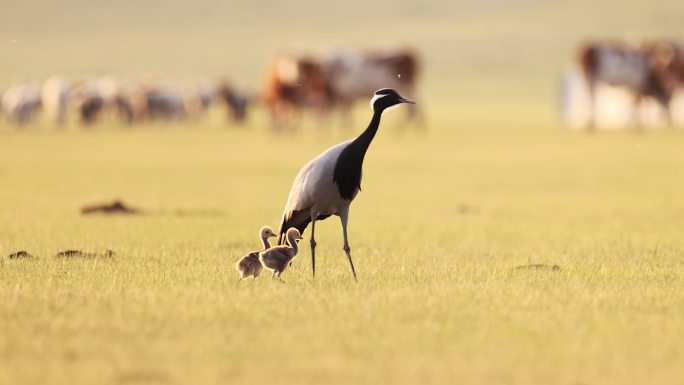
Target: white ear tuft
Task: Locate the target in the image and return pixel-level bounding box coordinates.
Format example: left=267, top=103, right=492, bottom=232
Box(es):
left=370, top=93, right=383, bottom=110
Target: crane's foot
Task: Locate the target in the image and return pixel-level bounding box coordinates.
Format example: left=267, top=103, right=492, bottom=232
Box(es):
left=343, top=245, right=358, bottom=283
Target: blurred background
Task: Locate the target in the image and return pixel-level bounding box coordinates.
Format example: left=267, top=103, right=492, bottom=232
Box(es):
left=2, top=0, right=683, bottom=131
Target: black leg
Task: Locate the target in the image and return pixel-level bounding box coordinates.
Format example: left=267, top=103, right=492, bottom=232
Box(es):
left=310, top=218, right=317, bottom=278
left=340, top=212, right=358, bottom=282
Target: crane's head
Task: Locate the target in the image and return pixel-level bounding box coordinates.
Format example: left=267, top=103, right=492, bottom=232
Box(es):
left=260, top=226, right=277, bottom=239
left=286, top=227, right=303, bottom=242
left=370, top=88, right=415, bottom=112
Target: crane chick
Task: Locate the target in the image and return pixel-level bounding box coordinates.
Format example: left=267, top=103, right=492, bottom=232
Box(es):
left=235, top=226, right=277, bottom=280
left=259, top=227, right=303, bottom=279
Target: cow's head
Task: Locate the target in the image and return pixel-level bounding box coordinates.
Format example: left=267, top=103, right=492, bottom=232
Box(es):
left=650, top=42, right=684, bottom=86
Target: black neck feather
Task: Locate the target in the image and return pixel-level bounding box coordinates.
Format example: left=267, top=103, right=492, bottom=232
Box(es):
left=333, top=111, right=382, bottom=200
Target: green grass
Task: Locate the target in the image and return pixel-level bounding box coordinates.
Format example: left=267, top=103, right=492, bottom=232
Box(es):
left=2, top=0, right=684, bottom=384
left=2, top=111, right=684, bottom=384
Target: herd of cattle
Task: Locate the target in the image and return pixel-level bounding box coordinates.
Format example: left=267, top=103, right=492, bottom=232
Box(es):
left=0, top=77, right=249, bottom=127
left=0, top=47, right=420, bottom=130
left=561, top=40, right=684, bottom=129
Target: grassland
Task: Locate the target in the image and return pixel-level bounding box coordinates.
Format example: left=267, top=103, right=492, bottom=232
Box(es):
left=2, top=1, right=684, bottom=384
left=2, top=111, right=684, bottom=385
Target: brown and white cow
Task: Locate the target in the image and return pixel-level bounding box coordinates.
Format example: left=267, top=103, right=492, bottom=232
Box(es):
left=322, top=47, right=421, bottom=125
left=579, top=40, right=684, bottom=128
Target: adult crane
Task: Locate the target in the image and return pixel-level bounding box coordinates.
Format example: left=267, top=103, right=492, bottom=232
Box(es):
left=277, top=88, right=415, bottom=281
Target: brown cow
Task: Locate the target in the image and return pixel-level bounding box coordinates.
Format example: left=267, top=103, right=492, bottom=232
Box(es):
left=262, top=55, right=330, bottom=131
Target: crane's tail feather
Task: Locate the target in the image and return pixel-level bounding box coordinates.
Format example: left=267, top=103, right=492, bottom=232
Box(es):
left=278, top=210, right=312, bottom=245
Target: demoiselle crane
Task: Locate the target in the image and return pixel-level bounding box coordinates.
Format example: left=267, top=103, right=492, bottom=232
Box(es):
left=277, top=88, right=415, bottom=281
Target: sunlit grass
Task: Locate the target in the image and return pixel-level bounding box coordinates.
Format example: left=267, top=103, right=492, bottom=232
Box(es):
left=1, top=103, right=684, bottom=384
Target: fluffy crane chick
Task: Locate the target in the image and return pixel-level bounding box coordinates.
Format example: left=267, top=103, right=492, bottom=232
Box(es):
left=235, top=226, right=277, bottom=280
left=259, top=228, right=303, bottom=279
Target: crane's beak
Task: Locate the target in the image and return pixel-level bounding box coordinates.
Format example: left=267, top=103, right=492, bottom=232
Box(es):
left=399, top=97, right=415, bottom=104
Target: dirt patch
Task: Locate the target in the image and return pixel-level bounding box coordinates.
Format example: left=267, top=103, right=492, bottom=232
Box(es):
left=455, top=203, right=480, bottom=215
left=171, top=208, right=227, bottom=217
left=81, top=200, right=139, bottom=215
left=8, top=250, right=33, bottom=259
left=80, top=200, right=227, bottom=218
left=54, top=249, right=115, bottom=258
left=114, top=369, right=171, bottom=384
left=513, top=263, right=561, bottom=271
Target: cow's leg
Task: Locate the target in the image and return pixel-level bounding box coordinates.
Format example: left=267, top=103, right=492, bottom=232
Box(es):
left=339, top=100, right=354, bottom=129
left=586, top=80, right=597, bottom=131
left=410, top=101, right=427, bottom=131
left=661, top=95, right=673, bottom=128
left=633, top=93, right=644, bottom=131
left=580, top=46, right=598, bottom=131
left=402, top=87, right=426, bottom=130
left=273, top=102, right=295, bottom=133
left=665, top=106, right=673, bottom=127
left=313, top=103, right=331, bottom=131
left=269, top=104, right=281, bottom=132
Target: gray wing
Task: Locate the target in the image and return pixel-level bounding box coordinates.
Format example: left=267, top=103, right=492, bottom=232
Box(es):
left=278, top=141, right=352, bottom=244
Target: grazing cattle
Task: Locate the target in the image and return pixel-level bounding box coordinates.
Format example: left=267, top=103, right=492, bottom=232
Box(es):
left=79, top=94, right=104, bottom=125
left=323, top=47, right=421, bottom=124
left=579, top=40, right=684, bottom=128
left=112, top=94, right=135, bottom=124
left=147, top=86, right=185, bottom=121
left=130, top=84, right=186, bottom=122
left=1, top=84, right=42, bottom=126
left=216, top=82, right=249, bottom=123
left=95, top=76, right=136, bottom=124
left=183, top=80, right=216, bottom=120
left=262, top=55, right=329, bottom=130
left=70, top=80, right=105, bottom=125
left=135, top=85, right=186, bottom=122
left=68, top=77, right=133, bottom=126
left=41, top=76, right=71, bottom=126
